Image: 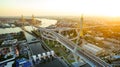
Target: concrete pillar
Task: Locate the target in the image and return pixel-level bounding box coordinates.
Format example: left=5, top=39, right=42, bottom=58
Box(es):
left=37, top=30, right=40, bottom=36
left=48, top=39, right=49, bottom=44
left=59, top=30, right=61, bottom=34
left=56, top=41, right=58, bottom=44
left=42, top=37, right=43, bottom=40
left=9, top=47, right=12, bottom=52
left=53, top=40, right=54, bottom=44
left=73, top=46, right=78, bottom=62
left=75, top=29, right=78, bottom=35
left=66, top=31, right=67, bottom=35
left=73, top=53, right=78, bottom=62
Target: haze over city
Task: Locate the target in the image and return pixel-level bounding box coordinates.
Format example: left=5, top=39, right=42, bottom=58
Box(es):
left=0, top=0, right=120, bottom=67
left=0, top=0, right=120, bottom=16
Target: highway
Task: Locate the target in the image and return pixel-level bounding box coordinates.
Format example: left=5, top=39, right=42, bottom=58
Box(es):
left=39, top=28, right=112, bottom=67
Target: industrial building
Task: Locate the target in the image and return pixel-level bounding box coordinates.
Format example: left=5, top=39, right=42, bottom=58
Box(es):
left=2, top=39, right=17, bottom=45
left=82, top=43, right=104, bottom=55
left=29, top=41, right=69, bottom=67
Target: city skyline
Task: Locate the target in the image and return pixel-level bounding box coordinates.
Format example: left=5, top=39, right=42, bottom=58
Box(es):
left=0, top=0, right=120, bottom=17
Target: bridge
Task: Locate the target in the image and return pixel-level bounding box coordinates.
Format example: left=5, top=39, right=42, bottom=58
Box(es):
left=37, top=27, right=112, bottom=67
left=20, top=15, right=112, bottom=67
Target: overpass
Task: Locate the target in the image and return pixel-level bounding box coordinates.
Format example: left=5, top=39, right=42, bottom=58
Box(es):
left=38, top=27, right=112, bottom=67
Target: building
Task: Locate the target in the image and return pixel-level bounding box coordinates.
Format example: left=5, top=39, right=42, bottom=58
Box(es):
left=82, top=43, right=104, bottom=55
left=94, top=37, right=104, bottom=41
left=111, top=55, right=120, bottom=67
left=16, top=58, right=32, bottom=67
left=4, top=61, right=14, bottom=67
left=106, top=38, right=120, bottom=44
left=2, top=39, right=17, bottom=45
left=112, top=55, right=120, bottom=60
left=102, top=41, right=114, bottom=48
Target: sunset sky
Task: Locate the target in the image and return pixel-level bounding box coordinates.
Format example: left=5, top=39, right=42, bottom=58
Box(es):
left=0, top=0, right=120, bottom=16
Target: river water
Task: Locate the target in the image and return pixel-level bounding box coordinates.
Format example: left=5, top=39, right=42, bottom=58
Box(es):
left=0, top=18, right=57, bottom=42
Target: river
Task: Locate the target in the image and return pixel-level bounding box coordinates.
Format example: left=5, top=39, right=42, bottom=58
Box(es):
left=0, top=18, right=57, bottom=42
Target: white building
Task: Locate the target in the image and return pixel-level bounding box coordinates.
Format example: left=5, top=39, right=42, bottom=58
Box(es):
left=82, top=43, right=103, bottom=55
left=94, top=37, right=104, bottom=41
left=2, top=39, right=18, bottom=45
left=106, top=38, right=120, bottom=44
left=102, top=41, right=114, bottom=46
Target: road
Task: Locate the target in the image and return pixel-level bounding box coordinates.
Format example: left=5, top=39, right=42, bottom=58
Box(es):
left=40, top=28, right=112, bottom=67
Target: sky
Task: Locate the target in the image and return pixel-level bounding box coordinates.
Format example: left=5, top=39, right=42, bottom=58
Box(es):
left=0, top=0, right=120, bottom=16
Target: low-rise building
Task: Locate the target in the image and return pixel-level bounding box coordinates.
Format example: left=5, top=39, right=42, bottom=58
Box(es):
left=82, top=43, right=104, bottom=55
left=2, top=39, right=17, bottom=45
left=111, top=55, right=120, bottom=60
left=0, top=47, right=15, bottom=63
left=94, top=37, right=104, bottom=41
left=102, top=41, right=115, bottom=48
left=106, top=38, right=120, bottom=44
left=16, top=58, right=32, bottom=67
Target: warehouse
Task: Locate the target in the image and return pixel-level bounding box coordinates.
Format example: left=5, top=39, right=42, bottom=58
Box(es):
left=82, top=43, right=103, bottom=55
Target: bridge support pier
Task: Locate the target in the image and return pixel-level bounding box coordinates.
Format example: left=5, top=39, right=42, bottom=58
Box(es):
left=47, top=39, right=49, bottom=44
left=59, top=30, right=61, bottom=34
left=73, top=53, right=78, bottom=62
left=73, top=46, right=79, bottom=62
left=52, top=40, right=54, bottom=44
left=41, top=36, right=43, bottom=40
left=66, top=31, right=67, bottom=36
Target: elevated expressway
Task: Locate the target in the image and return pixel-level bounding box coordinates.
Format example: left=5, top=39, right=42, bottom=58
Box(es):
left=37, top=27, right=112, bottom=67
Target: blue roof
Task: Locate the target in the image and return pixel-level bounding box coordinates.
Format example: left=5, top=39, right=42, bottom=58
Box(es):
left=16, top=58, right=27, bottom=64
left=23, top=62, right=32, bottom=67
left=113, top=55, right=120, bottom=59
left=72, top=62, right=81, bottom=67
left=16, top=58, right=32, bottom=67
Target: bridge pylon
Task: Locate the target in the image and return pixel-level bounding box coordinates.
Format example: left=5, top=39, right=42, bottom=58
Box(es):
left=21, top=15, right=26, bottom=26
left=32, top=14, right=36, bottom=25
left=31, top=14, right=36, bottom=30
left=72, top=15, right=85, bottom=66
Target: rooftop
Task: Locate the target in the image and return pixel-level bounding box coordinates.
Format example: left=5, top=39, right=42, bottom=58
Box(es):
left=2, top=39, right=17, bottom=45
left=112, top=55, right=120, bottom=59
left=35, top=57, right=68, bottom=67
